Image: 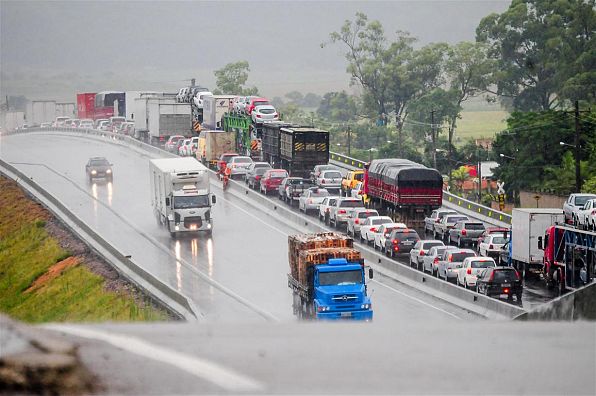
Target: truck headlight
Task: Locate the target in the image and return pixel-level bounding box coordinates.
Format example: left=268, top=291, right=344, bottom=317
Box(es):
left=207, top=223, right=212, bottom=229
left=91, top=170, right=97, bottom=175
left=106, top=169, right=112, bottom=174
left=175, top=225, right=180, bottom=231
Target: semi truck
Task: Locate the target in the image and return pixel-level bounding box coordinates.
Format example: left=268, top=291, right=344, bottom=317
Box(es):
left=287, top=232, right=373, bottom=320
left=135, top=95, right=192, bottom=144
left=149, top=157, right=216, bottom=237
left=202, top=95, right=236, bottom=130
left=198, top=130, right=236, bottom=169
left=510, top=208, right=565, bottom=278
left=77, top=93, right=96, bottom=120
left=26, top=100, right=57, bottom=126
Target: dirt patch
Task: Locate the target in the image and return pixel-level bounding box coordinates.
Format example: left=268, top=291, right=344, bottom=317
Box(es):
left=26, top=257, right=81, bottom=293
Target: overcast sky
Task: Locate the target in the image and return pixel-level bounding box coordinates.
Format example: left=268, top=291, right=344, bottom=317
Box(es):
left=1, top=0, right=510, bottom=102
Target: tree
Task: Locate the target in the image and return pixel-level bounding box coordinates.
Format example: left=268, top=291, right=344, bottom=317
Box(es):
left=213, top=61, right=259, bottom=95
left=316, top=91, right=358, bottom=122
left=476, top=0, right=596, bottom=111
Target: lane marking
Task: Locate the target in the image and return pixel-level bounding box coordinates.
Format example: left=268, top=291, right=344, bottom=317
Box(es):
left=44, top=325, right=263, bottom=392
left=371, top=279, right=462, bottom=320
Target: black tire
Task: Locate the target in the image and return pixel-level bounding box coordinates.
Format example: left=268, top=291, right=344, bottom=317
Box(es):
left=516, top=294, right=522, bottom=302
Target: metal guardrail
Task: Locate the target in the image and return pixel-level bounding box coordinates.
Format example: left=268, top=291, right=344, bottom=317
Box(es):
left=329, top=151, right=512, bottom=225
left=0, top=156, right=197, bottom=321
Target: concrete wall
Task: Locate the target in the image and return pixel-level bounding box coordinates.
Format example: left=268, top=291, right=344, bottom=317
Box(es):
left=520, top=191, right=566, bottom=209
left=515, top=282, right=596, bottom=321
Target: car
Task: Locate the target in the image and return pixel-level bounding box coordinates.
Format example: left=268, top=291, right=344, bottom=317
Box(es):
left=475, top=226, right=509, bottom=249
left=284, top=178, right=313, bottom=205
left=234, top=95, right=258, bottom=113
left=251, top=105, right=279, bottom=123
left=384, top=228, right=420, bottom=257
left=85, top=157, right=113, bottom=182
left=478, top=234, right=509, bottom=259
left=94, top=118, right=109, bottom=129
left=448, top=220, right=486, bottom=247
left=54, top=116, right=70, bottom=127
left=165, top=135, right=185, bottom=153
left=310, top=164, right=338, bottom=183
left=434, top=214, right=470, bottom=242
left=178, top=139, right=192, bottom=156
left=192, top=91, right=213, bottom=109
left=374, top=223, right=408, bottom=251
left=341, top=170, right=364, bottom=196
left=498, top=240, right=511, bottom=266
left=350, top=182, right=364, bottom=200
left=79, top=119, right=94, bottom=129
left=244, top=162, right=272, bottom=184
left=575, top=198, right=596, bottom=230
left=457, top=257, right=497, bottom=289
left=319, top=196, right=341, bottom=224
left=409, top=240, right=445, bottom=270
left=227, top=156, right=253, bottom=178
left=329, top=197, right=365, bottom=229
left=424, top=209, right=457, bottom=234
left=346, top=208, right=379, bottom=237
left=476, top=266, right=523, bottom=301
left=121, top=122, right=135, bottom=135
left=260, top=169, right=289, bottom=195
left=187, top=86, right=209, bottom=104
left=563, top=193, right=596, bottom=225
left=359, top=216, right=394, bottom=245
left=40, top=122, right=52, bottom=128
left=299, top=188, right=329, bottom=214
left=422, top=246, right=458, bottom=276
left=315, top=169, right=343, bottom=193
left=217, top=153, right=239, bottom=173
left=245, top=97, right=270, bottom=115
left=246, top=167, right=269, bottom=190
left=66, top=119, right=80, bottom=127
left=97, top=120, right=111, bottom=131
left=277, top=176, right=302, bottom=200
left=437, top=249, right=477, bottom=283
left=176, top=87, right=190, bottom=103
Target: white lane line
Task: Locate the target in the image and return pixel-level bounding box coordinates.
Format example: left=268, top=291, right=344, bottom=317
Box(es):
left=371, top=279, right=462, bottom=320
left=44, top=325, right=264, bottom=392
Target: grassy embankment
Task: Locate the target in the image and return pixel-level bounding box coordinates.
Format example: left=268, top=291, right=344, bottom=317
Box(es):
left=0, top=176, right=168, bottom=323
left=456, top=110, right=509, bottom=144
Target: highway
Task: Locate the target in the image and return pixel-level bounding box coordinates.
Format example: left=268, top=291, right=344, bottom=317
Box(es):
left=1, top=132, right=479, bottom=323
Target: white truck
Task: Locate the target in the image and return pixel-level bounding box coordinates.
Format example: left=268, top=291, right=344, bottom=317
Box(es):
left=202, top=95, right=237, bottom=129
left=26, top=100, right=56, bottom=126
left=149, top=157, right=216, bottom=237
left=510, top=208, right=565, bottom=277
left=135, top=94, right=192, bottom=144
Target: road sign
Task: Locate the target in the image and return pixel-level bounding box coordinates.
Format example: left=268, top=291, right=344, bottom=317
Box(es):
left=497, top=181, right=505, bottom=195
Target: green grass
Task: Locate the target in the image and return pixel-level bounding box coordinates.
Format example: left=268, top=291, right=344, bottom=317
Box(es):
left=455, top=110, right=509, bottom=144
left=0, top=177, right=168, bottom=323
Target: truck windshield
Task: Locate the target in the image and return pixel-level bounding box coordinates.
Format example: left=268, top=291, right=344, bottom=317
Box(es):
left=319, top=270, right=362, bottom=286
left=173, top=195, right=210, bottom=209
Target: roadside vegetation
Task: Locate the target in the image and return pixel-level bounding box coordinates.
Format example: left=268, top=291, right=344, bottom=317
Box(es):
left=0, top=176, right=169, bottom=323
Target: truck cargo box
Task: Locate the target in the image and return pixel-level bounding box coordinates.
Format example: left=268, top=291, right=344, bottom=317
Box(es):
left=511, top=208, right=565, bottom=266
left=201, top=130, right=236, bottom=166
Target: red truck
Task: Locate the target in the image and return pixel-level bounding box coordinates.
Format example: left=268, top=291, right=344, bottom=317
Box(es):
left=77, top=93, right=96, bottom=120
left=540, top=225, right=596, bottom=294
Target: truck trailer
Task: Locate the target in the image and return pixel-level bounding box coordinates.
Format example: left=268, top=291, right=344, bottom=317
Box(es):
left=76, top=93, right=96, bottom=120
left=278, top=127, right=329, bottom=178
left=149, top=157, right=216, bottom=237
left=287, top=232, right=373, bottom=320
left=135, top=95, right=192, bottom=144
left=198, top=130, right=236, bottom=170
left=510, top=208, right=565, bottom=278
left=26, top=100, right=57, bottom=126
left=203, top=95, right=236, bottom=130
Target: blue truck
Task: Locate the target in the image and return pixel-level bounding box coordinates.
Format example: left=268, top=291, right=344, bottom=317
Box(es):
left=288, top=233, right=373, bottom=320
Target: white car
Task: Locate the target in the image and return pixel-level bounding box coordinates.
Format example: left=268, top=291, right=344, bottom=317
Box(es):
left=228, top=156, right=253, bottom=178
left=251, top=105, right=279, bottom=123
left=351, top=182, right=364, bottom=200
left=193, top=91, right=213, bottom=109
left=79, top=119, right=94, bottom=129
left=409, top=240, right=445, bottom=269
left=318, top=196, right=340, bottom=223
left=54, top=116, right=70, bottom=127
left=576, top=198, right=596, bottom=230
left=97, top=120, right=111, bottom=131
left=94, top=118, right=109, bottom=128
left=346, top=209, right=379, bottom=237
left=234, top=96, right=256, bottom=113
left=457, top=257, right=497, bottom=289
left=424, top=208, right=457, bottom=234
left=478, top=234, right=508, bottom=259
left=178, top=139, right=192, bottom=156
left=359, top=216, right=393, bottom=245
left=316, top=170, right=343, bottom=192
left=299, top=188, right=329, bottom=214
left=563, top=193, right=596, bottom=225
left=373, top=223, right=407, bottom=251
left=422, top=245, right=458, bottom=275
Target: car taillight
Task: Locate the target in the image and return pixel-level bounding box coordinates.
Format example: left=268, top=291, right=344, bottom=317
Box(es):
left=394, top=245, right=399, bottom=251
left=489, top=270, right=495, bottom=281
left=321, top=179, right=325, bottom=184
left=448, top=256, right=453, bottom=262
left=354, top=219, right=359, bottom=224
left=255, top=176, right=261, bottom=180
left=370, top=227, right=376, bottom=232
left=420, top=250, right=425, bottom=256
left=435, top=219, right=440, bottom=223
left=256, top=114, right=262, bottom=118
left=467, top=268, right=472, bottom=275
left=392, top=239, right=399, bottom=244
left=592, top=210, right=596, bottom=215
left=433, top=257, right=439, bottom=264
left=338, top=209, right=346, bottom=214
left=461, top=229, right=467, bottom=236
left=503, top=287, right=510, bottom=294
left=489, top=244, right=494, bottom=249
left=514, top=270, right=520, bottom=280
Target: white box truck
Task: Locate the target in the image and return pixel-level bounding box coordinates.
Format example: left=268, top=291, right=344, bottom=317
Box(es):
left=203, top=95, right=237, bottom=130
left=135, top=95, right=191, bottom=144
left=149, top=157, right=216, bottom=236
left=511, top=208, right=565, bottom=277
left=26, top=100, right=56, bottom=126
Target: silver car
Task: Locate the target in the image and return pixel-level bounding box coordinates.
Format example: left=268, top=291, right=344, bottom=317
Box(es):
left=316, top=170, right=343, bottom=192
left=318, top=196, right=340, bottom=224
left=329, top=197, right=365, bottom=229
left=409, top=240, right=445, bottom=270
left=228, top=156, right=253, bottom=178
left=424, top=208, right=457, bottom=234
left=346, top=208, right=379, bottom=238
left=437, top=249, right=477, bottom=283
left=422, top=246, right=458, bottom=276
left=299, top=188, right=329, bottom=214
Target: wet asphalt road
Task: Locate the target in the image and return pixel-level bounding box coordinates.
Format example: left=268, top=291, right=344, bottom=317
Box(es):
left=1, top=133, right=478, bottom=323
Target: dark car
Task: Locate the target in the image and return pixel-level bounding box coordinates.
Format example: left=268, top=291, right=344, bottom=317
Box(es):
left=476, top=266, right=523, bottom=302
left=385, top=228, right=420, bottom=258
left=246, top=167, right=269, bottom=189
left=86, top=157, right=113, bottom=181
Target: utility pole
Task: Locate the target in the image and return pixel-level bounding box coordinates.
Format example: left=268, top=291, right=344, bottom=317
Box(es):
left=430, top=109, right=437, bottom=169
left=347, top=124, right=351, bottom=156
left=477, top=147, right=482, bottom=204
left=574, top=100, right=581, bottom=192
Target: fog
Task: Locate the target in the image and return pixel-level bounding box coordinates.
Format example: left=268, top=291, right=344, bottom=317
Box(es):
left=1, top=0, right=509, bottom=101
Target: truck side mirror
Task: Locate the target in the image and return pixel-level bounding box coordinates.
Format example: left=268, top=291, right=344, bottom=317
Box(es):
left=368, top=268, right=374, bottom=279
left=537, top=236, right=543, bottom=250
left=165, top=197, right=170, bottom=206
left=211, top=194, right=217, bottom=204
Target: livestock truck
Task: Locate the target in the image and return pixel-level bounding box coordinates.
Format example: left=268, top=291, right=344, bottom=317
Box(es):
left=510, top=208, right=565, bottom=278
left=288, top=232, right=373, bottom=320
left=149, top=157, right=216, bottom=237
left=539, top=224, right=596, bottom=294
left=198, top=130, right=236, bottom=170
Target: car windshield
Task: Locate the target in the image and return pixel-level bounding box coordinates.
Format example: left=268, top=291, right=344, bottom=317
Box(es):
left=451, top=252, right=475, bottom=262
left=423, top=241, right=443, bottom=249
left=310, top=190, right=329, bottom=197
left=289, top=179, right=308, bottom=185
left=447, top=216, right=468, bottom=223
left=354, top=173, right=363, bottom=181
left=222, top=155, right=236, bottom=162
left=259, top=108, right=275, bottom=114
left=324, top=171, right=342, bottom=178
left=372, top=218, right=391, bottom=225
left=358, top=211, right=377, bottom=219
left=465, top=223, right=485, bottom=230
left=254, top=163, right=271, bottom=169
left=575, top=195, right=596, bottom=205
left=319, top=270, right=362, bottom=286
left=433, top=247, right=449, bottom=256
left=471, top=260, right=495, bottom=269
left=255, top=168, right=268, bottom=175
left=270, top=171, right=288, bottom=179
left=493, top=270, right=518, bottom=282
left=340, top=200, right=364, bottom=208
left=173, top=195, right=210, bottom=209
left=492, top=236, right=508, bottom=244
left=89, top=159, right=109, bottom=166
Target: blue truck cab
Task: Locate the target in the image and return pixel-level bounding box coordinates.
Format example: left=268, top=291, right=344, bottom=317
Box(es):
left=289, top=258, right=373, bottom=321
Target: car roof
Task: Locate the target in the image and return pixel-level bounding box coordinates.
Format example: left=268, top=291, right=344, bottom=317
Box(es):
left=450, top=249, right=477, bottom=254
left=464, top=256, right=496, bottom=263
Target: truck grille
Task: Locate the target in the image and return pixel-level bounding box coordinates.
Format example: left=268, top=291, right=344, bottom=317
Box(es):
left=331, top=294, right=358, bottom=302
left=184, top=216, right=202, bottom=228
